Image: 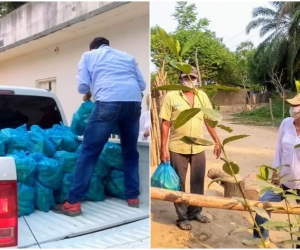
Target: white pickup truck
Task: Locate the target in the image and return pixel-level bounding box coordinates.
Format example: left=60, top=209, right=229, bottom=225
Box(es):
left=0, top=86, right=149, bottom=249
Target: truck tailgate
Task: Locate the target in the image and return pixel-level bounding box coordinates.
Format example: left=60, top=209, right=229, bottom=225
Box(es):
left=27, top=219, right=149, bottom=249
left=18, top=199, right=148, bottom=248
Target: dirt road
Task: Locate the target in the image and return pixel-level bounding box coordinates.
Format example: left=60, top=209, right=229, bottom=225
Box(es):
left=150, top=116, right=293, bottom=248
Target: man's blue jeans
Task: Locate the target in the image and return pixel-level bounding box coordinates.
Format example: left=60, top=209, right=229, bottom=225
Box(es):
left=68, top=101, right=141, bottom=203
left=254, top=185, right=300, bottom=247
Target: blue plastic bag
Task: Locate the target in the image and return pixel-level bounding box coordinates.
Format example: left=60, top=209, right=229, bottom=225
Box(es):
left=53, top=151, right=78, bottom=173
left=0, top=135, right=7, bottom=156
left=151, top=161, right=180, bottom=190
left=104, top=170, right=126, bottom=199
left=34, top=180, right=55, bottom=212
left=28, top=125, right=56, bottom=157
left=10, top=150, right=36, bottom=186
left=54, top=173, right=74, bottom=204
left=32, top=153, right=63, bottom=190
left=102, top=142, right=123, bottom=170
left=76, top=144, right=109, bottom=180
left=94, top=155, right=110, bottom=180
left=85, top=175, right=105, bottom=201
left=2, top=125, right=29, bottom=154
left=76, top=143, right=82, bottom=154
left=45, top=124, right=78, bottom=152
left=70, top=101, right=95, bottom=136
left=70, top=101, right=120, bottom=137
left=18, top=183, right=35, bottom=217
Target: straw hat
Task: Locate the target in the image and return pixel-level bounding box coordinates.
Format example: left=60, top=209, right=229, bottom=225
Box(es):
left=285, top=94, right=300, bottom=106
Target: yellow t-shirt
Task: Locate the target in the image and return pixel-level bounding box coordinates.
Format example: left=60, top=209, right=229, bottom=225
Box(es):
left=159, top=90, right=212, bottom=154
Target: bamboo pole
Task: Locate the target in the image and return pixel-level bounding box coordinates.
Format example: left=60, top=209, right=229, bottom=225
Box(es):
left=151, top=97, right=160, bottom=167
left=151, top=187, right=300, bottom=215
left=150, top=61, right=168, bottom=167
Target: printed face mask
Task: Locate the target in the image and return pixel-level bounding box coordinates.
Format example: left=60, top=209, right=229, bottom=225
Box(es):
left=181, top=80, right=197, bottom=88
left=289, top=106, right=300, bottom=120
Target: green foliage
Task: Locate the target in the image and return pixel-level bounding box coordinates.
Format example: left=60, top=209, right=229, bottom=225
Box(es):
left=0, top=2, right=26, bottom=17
left=250, top=160, right=300, bottom=248
left=151, top=27, right=179, bottom=84
left=233, top=41, right=256, bottom=84
left=217, top=124, right=233, bottom=133
left=155, top=25, right=269, bottom=247
left=222, top=159, right=239, bottom=175
left=171, top=1, right=209, bottom=31
left=249, top=83, right=263, bottom=93
left=154, top=8, right=300, bottom=246
left=259, top=165, right=270, bottom=181
left=203, top=89, right=217, bottom=100
left=175, top=29, right=238, bottom=85
left=157, top=27, right=179, bottom=59
left=151, top=2, right=243, bottom=86
left=233, top=93, right=294, bottom=126
left=246, top=1, right=300, bottom=89
left=180, top=136, right=215, bottom=146
left=155, top=84, right=194, bottom=92
left=174, top=108, right=201, bottom=129
left=295, top=80, right=300, bottom=94
left=223, top=135, right=250, bottom=146
left=252, top=207, right=270, bottom=220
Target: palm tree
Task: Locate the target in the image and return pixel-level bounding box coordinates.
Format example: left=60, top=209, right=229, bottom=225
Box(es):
left=277, top=2, right=300, bottom=25
left=246, top=2, right=300, bottom=84
left=277, top=2, right=300, bottom=80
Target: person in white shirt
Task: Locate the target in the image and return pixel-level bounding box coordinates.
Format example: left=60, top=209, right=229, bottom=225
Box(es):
left=243, top=94, right=300, bottom=247
left=139, top=94, right=150, bottom=142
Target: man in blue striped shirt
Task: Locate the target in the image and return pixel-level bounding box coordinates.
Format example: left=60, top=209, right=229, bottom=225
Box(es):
left=53, top=37, right=146, bottom=216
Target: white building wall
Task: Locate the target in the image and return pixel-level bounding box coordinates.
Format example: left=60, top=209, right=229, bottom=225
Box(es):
left=0, top=1, right=113, bottom=47
left=0, top=15, right=149, bottom=125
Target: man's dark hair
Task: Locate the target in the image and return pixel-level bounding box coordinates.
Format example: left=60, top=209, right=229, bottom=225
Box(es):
left=89, top=37, right=110, bottom=50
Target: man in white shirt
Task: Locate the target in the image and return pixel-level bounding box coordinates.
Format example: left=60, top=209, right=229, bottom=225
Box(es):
left=243, top=94, right=300, bottom=247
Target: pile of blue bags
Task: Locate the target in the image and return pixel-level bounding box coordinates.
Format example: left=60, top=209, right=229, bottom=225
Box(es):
left=1, top=101, right=126, bottom=217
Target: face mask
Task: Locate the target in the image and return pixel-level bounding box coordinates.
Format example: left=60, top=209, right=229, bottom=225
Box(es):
left=289, top=106, right=300, bottom=120
left=181, top=80, right=197, bottom=88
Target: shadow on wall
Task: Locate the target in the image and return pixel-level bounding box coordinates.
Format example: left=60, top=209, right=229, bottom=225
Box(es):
left=213, top=89, right=248, bottom=106
left=212, top=89, right=271, bottom=106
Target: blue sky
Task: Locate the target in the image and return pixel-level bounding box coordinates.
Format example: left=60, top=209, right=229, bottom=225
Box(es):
left=150, top=1, right=270, bottom=71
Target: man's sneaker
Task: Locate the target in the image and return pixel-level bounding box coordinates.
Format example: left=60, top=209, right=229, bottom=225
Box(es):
left=242, top=237, right=270, bottom=246
left=52, top=201, right=82, bottom=216
left=127, top=198, right=139, bottom=208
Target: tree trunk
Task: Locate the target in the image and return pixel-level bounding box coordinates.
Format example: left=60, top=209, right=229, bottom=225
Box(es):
left=151, top=187, right=300, bottom=214
left=195, top=49, right=202, bottom=87
left=282, top=96, right=285, bottom=119
left=243, top=173, right=260, bottom=201
left=269, top=98, right=274, bottom=121
left=207, top=168, right=259, bottom=200
left=223, top=181, right=245, bottom=198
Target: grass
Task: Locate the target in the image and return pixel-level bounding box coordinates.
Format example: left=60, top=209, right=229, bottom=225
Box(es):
left=232, top=94, right=293, bottom=127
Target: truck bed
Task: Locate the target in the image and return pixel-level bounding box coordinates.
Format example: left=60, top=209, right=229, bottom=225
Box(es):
left=0, top=88, right=150, bottom=248
left=18, top=141, right=150, bottom=249
left=27, top=219, right=149, bottom=249
left=18, top=199, right=149, bottom=248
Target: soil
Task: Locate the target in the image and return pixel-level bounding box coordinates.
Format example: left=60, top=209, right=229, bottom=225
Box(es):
left=150, top=108, right=295, bottom=248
